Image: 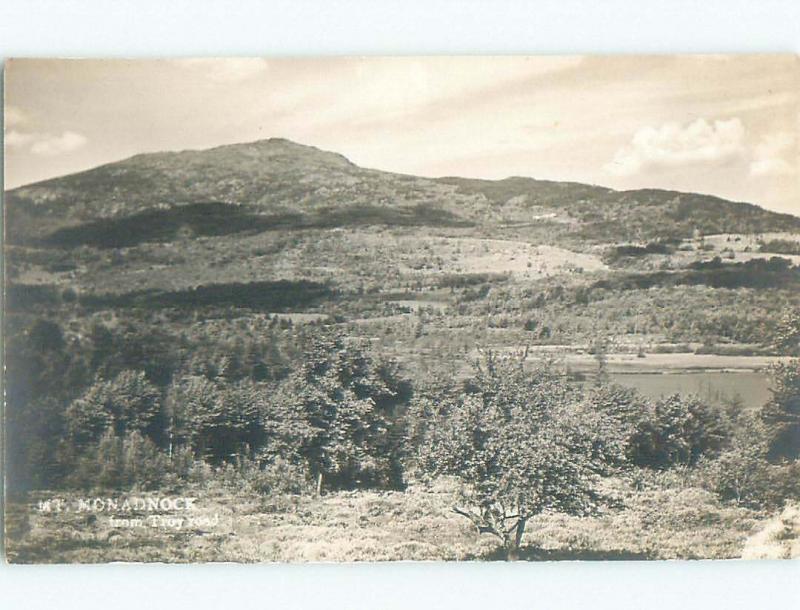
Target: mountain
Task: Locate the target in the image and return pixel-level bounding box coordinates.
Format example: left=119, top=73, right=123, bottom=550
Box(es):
left=5, top=137, right=800, bottom=248
left=5, top=138, right=800, bottom=365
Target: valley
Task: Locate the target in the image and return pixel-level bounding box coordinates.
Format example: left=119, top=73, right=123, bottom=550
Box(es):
left=4, top=138, right=800, bottom=562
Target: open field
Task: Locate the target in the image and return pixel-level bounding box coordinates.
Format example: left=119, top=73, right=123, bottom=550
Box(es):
left=7, top=478, right=790, bottom=564
left=528, top=352, right=795, bottom=373
left=605, top=372, right=771, bottom=409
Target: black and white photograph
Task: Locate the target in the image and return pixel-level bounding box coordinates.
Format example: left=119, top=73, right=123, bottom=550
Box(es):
left=3, top=55, right=799, bottom=564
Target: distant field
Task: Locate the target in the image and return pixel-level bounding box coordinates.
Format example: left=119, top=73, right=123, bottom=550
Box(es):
left=666, top=232, right=800, bottom=267
left=542, top=352, right=793, bottom=373
left=12, top=229, right=608, bottom=296
left=522, top=351, right=785, bottom=408
left=399, top=238, right=607, bottom=278
left=606, top=371, right=770, bottom=409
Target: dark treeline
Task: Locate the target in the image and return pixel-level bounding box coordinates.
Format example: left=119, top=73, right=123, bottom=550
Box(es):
left=5, top=314, right=799, bottom=526
left=593, top=256, right=799, bottom=292
left=40, top=203, right=305, bottom=248
left=603, top=240, right=677, bottom=264
left=28, top=202, right=472, bottom=249
left=6, top=280, right=334, bottom=312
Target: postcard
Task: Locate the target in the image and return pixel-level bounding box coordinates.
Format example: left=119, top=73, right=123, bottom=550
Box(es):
left=3, top=56, right=798, bottom=563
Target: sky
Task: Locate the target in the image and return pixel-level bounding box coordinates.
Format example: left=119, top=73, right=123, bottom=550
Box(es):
left=4, top=55, right=799, bottom=215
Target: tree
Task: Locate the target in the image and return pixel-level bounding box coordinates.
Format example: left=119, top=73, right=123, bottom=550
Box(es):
left=4, top=317, right=92, bottom=490
left=166, top=376, right=264, bottom=462
left=68, top=429, right=168, bottom=490
left=769, top=308, right=800, bottom=355
left=66, top=370, right=161, bottom=447
left=265, top=334, right=409, bottom=494
left=582, top=383, right=651, bottom=466
left=588, top=333, right=612, bottom=383
left=702, top=406, right=800, bottom=509
left=6, top=396, right=69, bottom=491
left=762, top=359, right=800, bottom=460
left=419, top=355, right=624, bottom=560
left=634, top=394, right=726, bottom=468
left=703, top=412, right=770, bottom=507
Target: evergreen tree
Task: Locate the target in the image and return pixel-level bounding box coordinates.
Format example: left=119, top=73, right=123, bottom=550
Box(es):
left=265, top=335, right=408, bottom=493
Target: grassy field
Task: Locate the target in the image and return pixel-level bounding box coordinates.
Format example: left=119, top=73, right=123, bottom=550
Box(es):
left=6, top=477, right=791, bottom=564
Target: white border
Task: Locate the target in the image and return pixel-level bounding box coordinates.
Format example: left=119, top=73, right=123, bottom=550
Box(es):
left=2, top=1, right=799, bottom=609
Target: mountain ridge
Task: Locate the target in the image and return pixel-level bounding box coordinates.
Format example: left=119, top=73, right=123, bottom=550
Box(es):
left=6, top=137, right=799, bottom=246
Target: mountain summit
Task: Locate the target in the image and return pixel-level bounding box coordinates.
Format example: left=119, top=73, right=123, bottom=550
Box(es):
left=6, top=138, right=799, bottom=246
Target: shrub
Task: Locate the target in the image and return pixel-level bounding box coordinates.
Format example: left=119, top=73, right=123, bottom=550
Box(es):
left=768, top=309, right=800, bottom=355
left=758, top=239, right=800, bottom=256
left=633, top=394, right=726, bottom=468
left=701, top=454, right=800, bottom=510
left=67, top=429, right=167, bottom=490
left=583, top=383, right=650, bottom=466
left=245, top=457, right=312, bottom=495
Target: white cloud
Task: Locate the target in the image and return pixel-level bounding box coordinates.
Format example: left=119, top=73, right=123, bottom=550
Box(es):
left=4, top=105, right=87, bottom=156
left=172, top=58, right=269, bottom=82
left=750, top=132, right=795, bottom=177
left=605, top=118, right=746, bottom=176
left=5, top=108, right=89, bottom=156
left=29, top=131, right=88, bottom=156
left=5, top=129, right=36, bottom=149
left=5, top=105, right=27, bottom=128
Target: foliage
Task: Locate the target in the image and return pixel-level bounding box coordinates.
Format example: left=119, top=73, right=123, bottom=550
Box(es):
left=633, top=394, right=726, bottom=468
left=243, top=457, right=312, bottom=496
left=698, top=412, right=772, bottom=508
left=769, top=308, right=800, bottom=355
left=418, top=356, right=624, bottom=559
left=761, top=359, right=800, bottom=460
left=584, top=384, right=726, bottom=469
left=166, top=376, right=265, bottom=462
left=582, top=384, right=650, bottom=464
left=67, top=429, right=169, bottom=490
left=264, top=335, right=410, bottom=493
left=65, top=370, right=162, bottom=447
left=758, top=239, right=800, bottom=256
left=603, top=241, right=673, bottom=264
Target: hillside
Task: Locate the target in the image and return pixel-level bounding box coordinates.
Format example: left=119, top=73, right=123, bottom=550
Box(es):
left=5, top=137, right=800, bottom=363
left=6, top=138, right=799, bottom=248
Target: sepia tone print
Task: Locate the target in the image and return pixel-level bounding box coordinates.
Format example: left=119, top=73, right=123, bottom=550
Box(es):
left=2, top=56, right=799, bottom=563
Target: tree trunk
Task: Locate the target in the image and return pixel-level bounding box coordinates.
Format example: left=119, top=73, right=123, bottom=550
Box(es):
left=506, top=518, right=527, bottom=561
left=315, top=471, right=324, bottom=496
left=506, top=540, right=519, bottom=561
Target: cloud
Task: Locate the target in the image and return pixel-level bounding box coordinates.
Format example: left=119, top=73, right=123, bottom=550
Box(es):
left=28, top=131, right=88, bottom=156
left=5, top=105, right=27, bottom=128
left=750, top=132, right=795, bottom=177
left=605, top=118, right=746, bottom=176
left=172, top=58, right=269, bottom=82
left=5, top=108, right=89, bottom=156
left=5, top=129, right=36, bottom=148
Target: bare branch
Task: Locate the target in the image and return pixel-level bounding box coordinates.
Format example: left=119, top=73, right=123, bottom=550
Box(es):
left=452, top=506, right=505, bottom=542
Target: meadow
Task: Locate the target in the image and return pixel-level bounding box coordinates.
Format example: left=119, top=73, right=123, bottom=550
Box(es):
left=8, top=477, right=796, bottom=564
